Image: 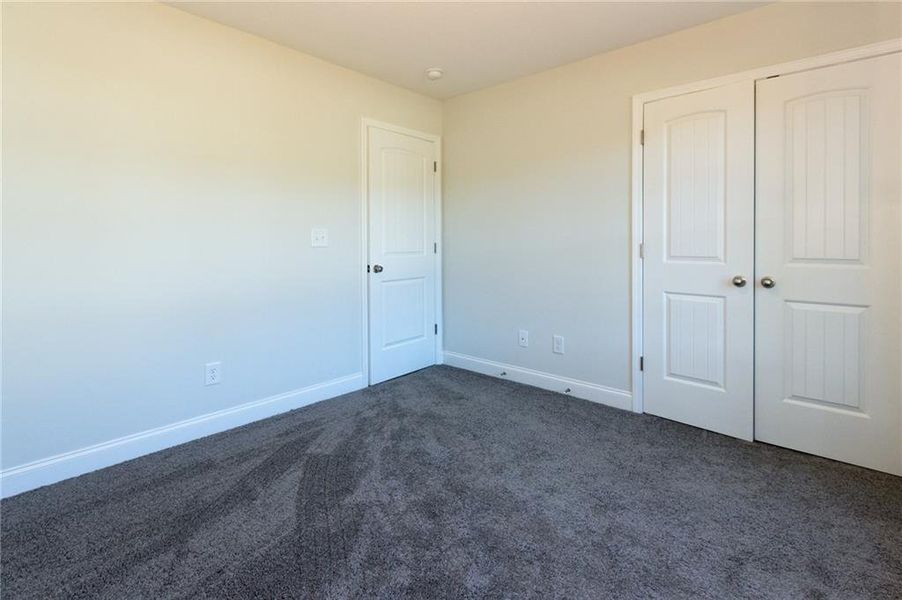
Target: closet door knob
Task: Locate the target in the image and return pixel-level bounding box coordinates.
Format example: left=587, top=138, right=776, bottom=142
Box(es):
left=731, top=275, right=747, bottom=288
left=373, top=264, right=384, bottom=273
left=761, top=276, right=776, bottom=289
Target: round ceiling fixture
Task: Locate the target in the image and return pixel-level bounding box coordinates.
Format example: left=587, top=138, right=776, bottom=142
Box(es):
left=425, top=67, right=444, bottom=81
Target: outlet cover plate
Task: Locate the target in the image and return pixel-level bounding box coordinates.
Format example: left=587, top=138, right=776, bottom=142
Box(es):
left=311, top=228, right=329, bottom=247
left=205, top=362, right=222, bottom=386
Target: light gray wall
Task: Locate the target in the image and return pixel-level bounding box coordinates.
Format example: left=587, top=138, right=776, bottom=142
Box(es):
left=442, top=2, right=902, bottom=393
left=1, top=3, right=441, bottom=469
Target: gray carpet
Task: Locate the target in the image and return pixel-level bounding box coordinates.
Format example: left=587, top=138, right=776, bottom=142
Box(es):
left=2, top=366, right=900, bottom=599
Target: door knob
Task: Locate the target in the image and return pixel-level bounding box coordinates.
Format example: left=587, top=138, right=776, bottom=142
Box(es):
left=761, top=276, right=775, bottom=289
left=731, top=275, right=747, bottom=288
left=372, top=264, right=384, bottom=273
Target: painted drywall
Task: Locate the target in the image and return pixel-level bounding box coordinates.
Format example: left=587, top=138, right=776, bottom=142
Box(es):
left=1, top=3, right=441, bottom=470
left=442, top=2, right=902, bottom=394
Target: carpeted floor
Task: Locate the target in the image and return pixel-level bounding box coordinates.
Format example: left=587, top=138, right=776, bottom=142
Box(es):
left=2, top=366, right=900, bottom=599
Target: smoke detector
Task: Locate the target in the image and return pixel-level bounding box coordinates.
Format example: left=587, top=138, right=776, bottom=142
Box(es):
left=425, top=67, right=444, bottom=81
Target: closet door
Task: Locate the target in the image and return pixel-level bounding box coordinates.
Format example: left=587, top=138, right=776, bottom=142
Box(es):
left=755, top=53, right=901, bottom=475
left=643, top=80, right=755, bottom=440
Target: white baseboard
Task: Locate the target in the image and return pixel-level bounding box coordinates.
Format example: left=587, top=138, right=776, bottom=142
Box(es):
left=443, top=351, right=632, bottom=411
left=0, top=372, right=365, bottom=499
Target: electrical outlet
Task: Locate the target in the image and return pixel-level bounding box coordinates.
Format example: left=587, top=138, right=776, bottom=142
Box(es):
left=311, top=228, right=328, bottom=247
left=553, top=335, right=565, bottom=355
left=518, top=329, right=529, bottom=348
left=205, top=362, right=222, bottom=386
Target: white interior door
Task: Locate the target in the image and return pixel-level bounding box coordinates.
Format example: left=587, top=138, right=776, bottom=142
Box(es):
left=367, top=124, right=437, bottom=385
left=755, top=53, right=902, bottom=475
left=642, top=80, right=755, bottom=440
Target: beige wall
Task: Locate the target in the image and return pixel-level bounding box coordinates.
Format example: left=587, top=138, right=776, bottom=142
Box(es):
left=442, top=2, right=901, bottom=393
left=1, top=3, right=441, bottom=468
left=3, top=1, right=901, bottom=478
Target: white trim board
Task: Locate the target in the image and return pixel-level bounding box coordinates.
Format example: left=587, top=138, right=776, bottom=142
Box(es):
left=444, top=351, right=632, bottom=411
left=629, top=38, right=902, bottom=414
left=359, top=118, right=443, bottom=384
left=0, top=372, right=365, bottom=499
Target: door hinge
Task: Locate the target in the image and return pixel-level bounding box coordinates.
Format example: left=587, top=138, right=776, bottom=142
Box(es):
left=434, top=324, right=438, bottom=335
left=639, top=356, right=644, bottom=371
left=434, top=242, right=437, bottom=254
left=367, top=264, right=371, bottom=273
left=433, top=161, right=437, bottom=173
left=640, top=129, right=645, bottom=145
left=638, top=242, right=645, bottom=259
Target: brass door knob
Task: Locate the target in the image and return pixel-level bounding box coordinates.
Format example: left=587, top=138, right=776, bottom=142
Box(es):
left=761, top=276, right=776, bottom=289
left=732, top=275, right=747, bottom=288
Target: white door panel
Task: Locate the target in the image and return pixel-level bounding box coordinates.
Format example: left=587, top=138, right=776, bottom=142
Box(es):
left=755, top=53, right=902, bottom=474
left=367, top=126, right=437, bottom=384
left=643, top=80, right=755, bottom=440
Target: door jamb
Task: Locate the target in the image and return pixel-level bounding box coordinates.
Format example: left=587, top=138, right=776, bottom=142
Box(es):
left=629, top=38, right=902, bottom=414
left=360, top=118, right=443, bottom=385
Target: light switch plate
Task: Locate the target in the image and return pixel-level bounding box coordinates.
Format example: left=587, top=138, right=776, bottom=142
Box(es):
left=311, top=228, right=328, bottom=247
left=553, top=335, right=565, bottom=354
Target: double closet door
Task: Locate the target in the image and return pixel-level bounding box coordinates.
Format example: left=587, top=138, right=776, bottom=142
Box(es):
left=642, top=52, right=901, bottom=475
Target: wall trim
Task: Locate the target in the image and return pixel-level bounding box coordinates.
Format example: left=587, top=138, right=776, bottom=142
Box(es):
left=0, top=372, right=365, bottom=499
left=629, top=38, right=902, bottom=415
left=444, top=351, right=632, bottom=411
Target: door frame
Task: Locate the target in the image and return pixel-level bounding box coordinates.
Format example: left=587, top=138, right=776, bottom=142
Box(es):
left=360, top=118, right=443, bottom=385
left=629, top=38, right=901, bottom=414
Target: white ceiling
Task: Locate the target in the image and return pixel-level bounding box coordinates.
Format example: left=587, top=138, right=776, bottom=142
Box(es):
left=174, top=2, right=765, bottom=99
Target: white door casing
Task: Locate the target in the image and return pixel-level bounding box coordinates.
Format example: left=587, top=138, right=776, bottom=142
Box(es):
left=366, top=124, right=438, bottom=384
left=642, top=80, right=755, bottom=440
left=755, top=53, right=902, bottom=475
